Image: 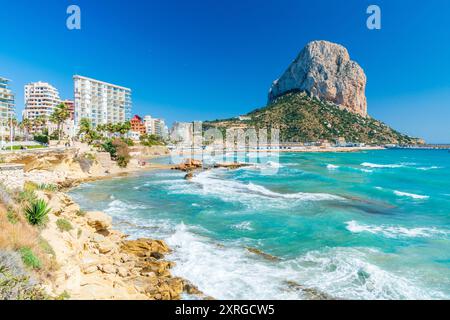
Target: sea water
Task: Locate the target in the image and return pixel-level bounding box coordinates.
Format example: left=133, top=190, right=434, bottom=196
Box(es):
left=70, top=149, right=450, bottom=300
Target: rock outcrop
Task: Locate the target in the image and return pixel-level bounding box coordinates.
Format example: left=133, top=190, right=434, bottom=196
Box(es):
left=37, top=190, right=205, bottom=300
left=269, top=40, right=367, bottom=117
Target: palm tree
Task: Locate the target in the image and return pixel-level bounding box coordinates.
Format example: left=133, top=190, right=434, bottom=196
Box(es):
left=78, top=118, right=99, bottom=145
left=33, top=115, right=47, bottom=134
left=50, top=103, right=70, bottom=144
left=10, top=117, right=18, bottom=142
left=118, top=121, right=131, bottom=137
left=106, top=123, right=115, bottom=138
left=78, top=118, right=92, bottom=135
left=21, top=118, right=32, bottom=142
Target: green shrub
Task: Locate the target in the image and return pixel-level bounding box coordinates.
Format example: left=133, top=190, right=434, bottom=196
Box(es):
left=19, top=247, right=41, bottom=270
left=114, top=139, right=131, bottom=168
left=101, top=139, right=116, bottom=158
left=140, top=134, right=165, bottom=146
left=75, top=210, right=86, bottom=217
left=55, top=290, right=71, bottom=300
left=84, top=153, right=97, bottom=161
left=101, top=138, right=130, bottom=168
left=121, top=137, right=134, bottom=146
left=24, top=181, right=38, bottom=192
left=33, top=134, right=49, bottom=145
left=24, top=199, right=51, bottom=226
left=38, top=238, right=55, bottom=257
left=0, top=251, right=48, bottom=300
left=6, top=208, right=19, bottom=224
left=16, top=190, right=38, bottom=204
left=37, top=183, right=58, bottom=192
left=56, top=219, right=73, bottom=232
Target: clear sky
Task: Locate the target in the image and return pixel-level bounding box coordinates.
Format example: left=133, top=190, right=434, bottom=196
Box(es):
left=0, top=0, right=449, bottom=143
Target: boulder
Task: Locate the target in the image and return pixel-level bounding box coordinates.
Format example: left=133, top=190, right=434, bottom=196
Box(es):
left=85, top=211, right=112, bottom=232
left=121, top=239, right=171, bottom=258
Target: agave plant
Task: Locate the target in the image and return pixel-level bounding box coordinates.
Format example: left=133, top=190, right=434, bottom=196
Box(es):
left=24, top=199, right=51, bottom=226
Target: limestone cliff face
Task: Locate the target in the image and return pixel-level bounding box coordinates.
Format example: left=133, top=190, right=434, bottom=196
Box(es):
left=269, top=40, right=367, bottom=117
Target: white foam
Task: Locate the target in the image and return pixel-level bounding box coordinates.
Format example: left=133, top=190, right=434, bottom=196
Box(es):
left=286, top=247, right=446, bottom=300
left=327, top=164, right=339, bottom=170
left=417, top=166, right=442, bottom=171
left=166, top=224, right=309, bottom=299
left=346, top=221, right=448, bottom=239
left=361, top=162, right=404, bottom=169
left=106, top=199, right=147, bottom=216
left=266, top=161, right=283, bottom=168
left=232, top=221, right=254, bottom=231
left=166, top=226, right=447, bottom=300
left=171, top=169, right=343, bottom=208
left=393, top=190, right=429, bottom=200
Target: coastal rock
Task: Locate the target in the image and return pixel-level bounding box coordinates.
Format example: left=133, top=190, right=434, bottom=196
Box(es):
left=97, top=239, right=115, bottom=254
left=269, top=40, right=367, bottom=117
left=184, top=172, right=194, bottom=180
left=284, top=281, right=335, bottom=300
left=117, top=267, right=128, bottom=277
left=99, top=264, right=116, bottom=274
left=85, top=211, right=112, bottom=232
left=173, top=159, right=203, bottom=172
left=246, top=247, right=280, bottom=261
left=121, top=239, right=171, bottom=258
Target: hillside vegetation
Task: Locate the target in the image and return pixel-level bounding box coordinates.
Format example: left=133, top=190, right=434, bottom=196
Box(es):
left=206, top=92, right=421, bottom=145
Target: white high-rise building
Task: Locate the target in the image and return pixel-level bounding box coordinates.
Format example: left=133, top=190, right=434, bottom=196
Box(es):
left=0, top=77, right=14, bottom=122
left=0, top=77, right=15, bottom=147
left=143, top=115, right=166, bottom=138
left=74, top=75, right=132, bottom=128
left=143, top=115, right=153, bottom=134
left=23, top=82, right=61, bottom=120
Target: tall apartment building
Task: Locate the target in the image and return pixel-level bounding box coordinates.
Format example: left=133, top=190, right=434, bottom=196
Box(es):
left=74, top=75, right=132, bottom=128
left=0, top=77, right=15, bottom=143
left=143, top=115, right=166, bottom=138
left=143, top=115, right=153, bottom=134
left=23, top=82, right=61, bottom=120
left=0, top=77, right=14, bottom=121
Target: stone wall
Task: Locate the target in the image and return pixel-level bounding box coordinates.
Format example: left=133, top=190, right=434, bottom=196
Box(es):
left=0, top=164, right=25, bottom=191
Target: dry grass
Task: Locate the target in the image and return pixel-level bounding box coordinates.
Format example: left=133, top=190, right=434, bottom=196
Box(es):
left=0, top=202, right=57, bottom=276
left=0, top=203, right=38, bottom=250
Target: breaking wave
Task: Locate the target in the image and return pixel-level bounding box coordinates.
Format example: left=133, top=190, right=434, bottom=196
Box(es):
left=166, top=225, right=446, bottom=300
left=393, top=190, right=429, bottom=200
left=167, top=170, right=344, bottom=208
left=361, top=162, right=404, bottom=169
left=346, top=221, right=448, bottom=239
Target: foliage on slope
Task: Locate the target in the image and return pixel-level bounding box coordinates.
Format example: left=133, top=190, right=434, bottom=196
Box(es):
left=206, top=92, right=421, bottom=145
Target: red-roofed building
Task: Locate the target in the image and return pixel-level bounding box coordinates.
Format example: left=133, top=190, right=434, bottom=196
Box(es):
left=130, top=115, right=146, bottom=136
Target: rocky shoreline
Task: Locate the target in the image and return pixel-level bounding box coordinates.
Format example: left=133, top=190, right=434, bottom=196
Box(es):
left=1, top=146, right=210, bottom=300
left=37, top=188, right=206, bottom=300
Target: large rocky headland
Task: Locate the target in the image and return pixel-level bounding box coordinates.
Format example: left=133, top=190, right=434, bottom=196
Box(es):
left=205, top=40, right=422, bottom=145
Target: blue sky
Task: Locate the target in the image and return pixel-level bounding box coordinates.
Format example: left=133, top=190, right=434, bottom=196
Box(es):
left=0, top=0, right=449, bottom=143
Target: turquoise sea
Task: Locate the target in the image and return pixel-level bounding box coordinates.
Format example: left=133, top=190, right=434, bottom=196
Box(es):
left=70, top=150, right=450, bottom=300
